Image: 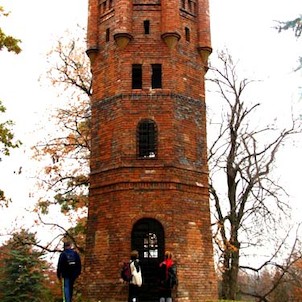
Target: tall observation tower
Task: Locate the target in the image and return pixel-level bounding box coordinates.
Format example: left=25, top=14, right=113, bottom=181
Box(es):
left=84, top=0, right=217, bottom=301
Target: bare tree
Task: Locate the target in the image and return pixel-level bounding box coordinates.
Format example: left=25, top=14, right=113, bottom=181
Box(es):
left=206, top=50, right=301, bottom=300
left=238, top=226, right=302, bottom=301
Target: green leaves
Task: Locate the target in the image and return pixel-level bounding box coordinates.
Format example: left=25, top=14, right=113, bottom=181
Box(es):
left=277, top=16, right=302, bottom=38
left=0, top=230, right=51, bottom=302
left=0, top=100, right=22, bottom=160
left=0, top=28, right=21, bottom=54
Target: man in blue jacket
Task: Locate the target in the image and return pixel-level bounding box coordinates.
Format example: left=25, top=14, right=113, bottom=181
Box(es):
left=57, top=241, right=81, bottom=302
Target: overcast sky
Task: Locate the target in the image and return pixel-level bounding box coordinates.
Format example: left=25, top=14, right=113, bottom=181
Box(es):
left=0, top=0, right=301, bottom=246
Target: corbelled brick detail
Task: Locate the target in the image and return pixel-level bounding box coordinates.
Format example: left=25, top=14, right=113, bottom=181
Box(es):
left=84, top=1, right=217, bottom=301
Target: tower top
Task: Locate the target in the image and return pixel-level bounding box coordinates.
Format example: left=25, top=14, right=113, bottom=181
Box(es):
left=87, top=0, right=212, bottom=64
left=87, top=0, right=212, bottom=101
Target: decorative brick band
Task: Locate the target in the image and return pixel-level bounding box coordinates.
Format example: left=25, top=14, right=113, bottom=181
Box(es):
left=89, top=179, right=209, bottom=194
left=92, top=92, right=206, bottom=109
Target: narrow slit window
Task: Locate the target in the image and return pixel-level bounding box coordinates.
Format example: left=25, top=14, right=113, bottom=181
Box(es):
left=106, top=28, right=110, bottom=42
left=188, top=0, right=192, bottom=11
left=102, top=1, right=107, bottom=13
left=132, top=64, right=142, bottom=89
left=151, top=64, right=162, bottom=89
left=181, top=0, right=185, bottom=9
left=137, top=120, right=157, bottom=158
left=192, top=2, right=197, bottom=14
left=144, top=20, right=150, bottom=34
left=185, top=27, right=190, bottom=42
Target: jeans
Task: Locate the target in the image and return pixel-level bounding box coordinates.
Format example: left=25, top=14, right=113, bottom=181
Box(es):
left=63, top=277, right=75, bottom=302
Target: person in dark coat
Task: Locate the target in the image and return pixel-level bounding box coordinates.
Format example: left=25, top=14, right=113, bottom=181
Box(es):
left=57, top=241, right=81, bottom=302
left=158, top=251, right=177, bottom=302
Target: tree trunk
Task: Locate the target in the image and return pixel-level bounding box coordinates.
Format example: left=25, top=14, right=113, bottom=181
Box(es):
left=221, top=252, right=231, bottom=299
left=221, top=243, right=240, bottom=300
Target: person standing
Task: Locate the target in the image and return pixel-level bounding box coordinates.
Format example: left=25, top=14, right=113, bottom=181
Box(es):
left=57, top=241, right=82, bottom=302
left=128, top=250, right=142, bottom=302
left=158, top=251, right=177, bottom=302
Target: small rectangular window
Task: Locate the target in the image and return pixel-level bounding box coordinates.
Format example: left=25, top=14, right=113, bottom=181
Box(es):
left=181, top=0, right=185, bottom=9
left=144, top=20, right=150, bottom=34
left=132, top=64, right=142, bottom=89
left=102, top=1, right=107, bottom=13
left=151, top=64, right=162, bottom=89
left=185, top=27, right=190, bottom=42
left=106, top=28, right=110, bottom=42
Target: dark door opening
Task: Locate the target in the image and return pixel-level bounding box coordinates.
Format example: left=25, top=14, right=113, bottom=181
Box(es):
left=132, top=218, right=164, bottom=302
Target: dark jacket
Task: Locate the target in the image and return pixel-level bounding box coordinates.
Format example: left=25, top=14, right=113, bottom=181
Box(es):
left=57, top=248, right=81, bottom=279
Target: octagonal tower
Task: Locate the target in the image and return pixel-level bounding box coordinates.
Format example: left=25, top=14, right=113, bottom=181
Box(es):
left=84, top=0, right=217, bottom=301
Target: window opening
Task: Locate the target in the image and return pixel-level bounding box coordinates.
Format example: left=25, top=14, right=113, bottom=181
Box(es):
left=144, top=20, right=150, bottom=34
left=102, top=1, right=107, bottom=13
left=185, top=27, right=190, bottom=42
left=100, top=0, right=114, bottom=15
left=180, top=0, right=197, bottom=15
left=151, top=64, right=162, bottom=89
left=137, top=120, right=157, bottom=158
left=132, top=64, right=143, bottom=89
left=144, top=233, right=158, bottom=258
left=192, top=1, right=196, bottom=13
left=106, top=28, right=110, bottom=42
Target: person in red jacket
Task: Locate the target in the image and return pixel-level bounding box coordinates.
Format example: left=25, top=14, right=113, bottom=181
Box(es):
left=57, top=241, right=81, bottom=302
left=158, top=251, right=177, bottom=302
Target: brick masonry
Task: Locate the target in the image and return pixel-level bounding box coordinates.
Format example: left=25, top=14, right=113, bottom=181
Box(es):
left=84, top=0, right=217, bottom=301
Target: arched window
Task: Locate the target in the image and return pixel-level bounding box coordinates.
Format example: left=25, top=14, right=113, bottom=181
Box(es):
left=131, top=218, right=164, bottom=261
left=137, top=119, right=157, bottom=158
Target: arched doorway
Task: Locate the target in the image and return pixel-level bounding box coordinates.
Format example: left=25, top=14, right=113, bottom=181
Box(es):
left=131, top=218, right=164, bottom=302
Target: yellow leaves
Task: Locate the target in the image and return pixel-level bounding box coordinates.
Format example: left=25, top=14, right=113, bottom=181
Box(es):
left=0, top=189, right=11, bottom=207
left=225, top=241, right=239, bottom=253
left=213, top=221, right=239, bottom=254
left=36, top=200, right=52, bottom=215
left=0, top=7, right=22, bottom=54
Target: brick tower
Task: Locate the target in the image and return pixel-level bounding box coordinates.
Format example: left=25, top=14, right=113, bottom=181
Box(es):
left=84, top=0, right=217, bottom=301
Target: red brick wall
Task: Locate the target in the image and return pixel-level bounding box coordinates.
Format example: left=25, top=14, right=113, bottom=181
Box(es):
left=84, top=1, right=217, bottom=301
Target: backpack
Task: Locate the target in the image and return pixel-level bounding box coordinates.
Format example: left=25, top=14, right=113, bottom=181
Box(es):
left=66, top=251, right=76, bottom=267
left=160, top=262, right=178, bottom=289
left=167, top=263, right=178, bottom=288
left=121, top=262, right=132, bottom=282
